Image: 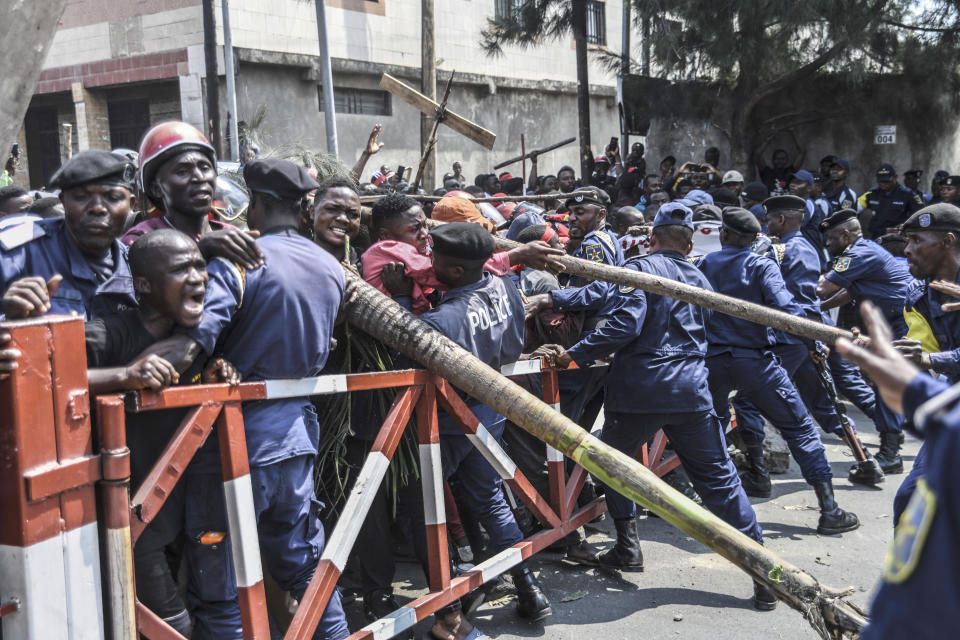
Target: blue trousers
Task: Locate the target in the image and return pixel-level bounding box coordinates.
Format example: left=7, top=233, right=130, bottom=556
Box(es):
left=735, top=342, right=848, bottom=440
left=600, top=410, right=764, bottom=544
left=893, top=441, right=927, bottom=527
left=828, top=349, right=877, bottom=419
left=185, top=455, right=349, bottom=640
left=707, top=350, right=832, bottom=485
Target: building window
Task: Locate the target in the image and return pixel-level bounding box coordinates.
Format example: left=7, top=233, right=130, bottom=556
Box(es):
left=319, top=87, right=392, bottom=116
left=495, top=0, right=527, bottom=21
left=108, top=99, right=151, bottom=151
left=586, top=0, right=606, bottom=46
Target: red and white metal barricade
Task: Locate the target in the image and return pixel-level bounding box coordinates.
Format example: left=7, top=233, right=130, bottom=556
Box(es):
left=0, top=317, right=686, bottom=639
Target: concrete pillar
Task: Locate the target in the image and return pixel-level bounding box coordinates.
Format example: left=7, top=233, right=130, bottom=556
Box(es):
left=71, top=82, right=111, bottom=151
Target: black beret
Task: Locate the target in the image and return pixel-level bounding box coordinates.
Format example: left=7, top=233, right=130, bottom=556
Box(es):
left=49, top=150, right=136, bottom=191
left=820, top=208, right=858, bottom=231
left=722, top=207, right=761, bottom=235
left=943, top=176, right=960, bottom=187
left=901, top=203, right=960, bottom=233
left=877, top=233, right=907, bottom=246
left=763, top=194, right=807, bottom=214
left=243, top=158, right=320, bottom=200
left=710, top=187, right=739, bottom=207
left=429, top=221, right=495, bottom=260
left=743, top=181, right=769, bottom=202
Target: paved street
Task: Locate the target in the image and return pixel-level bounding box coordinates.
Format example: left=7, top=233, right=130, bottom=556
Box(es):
left=379, top=405, right=916, bottom=639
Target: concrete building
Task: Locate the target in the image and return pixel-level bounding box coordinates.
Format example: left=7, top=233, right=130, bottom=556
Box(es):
left=17, top=0, right=623, bottom=189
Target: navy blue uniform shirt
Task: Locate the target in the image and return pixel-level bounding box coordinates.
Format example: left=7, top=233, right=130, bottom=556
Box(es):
left=774, top=231, right=826, bottom=344
left=187, top=231, right=344, bottom=467
left=421, top=273, right=525, bottom=432
left=824, top=237, right=912, bottom=325
left=0, top=218, right=136, bottom=319
left=568, top=228, right=623, bottom=284
left=552, top=250, right=714, bottom=415
left=861, top=184, right=925, bottom=238
left=862, top=373, right=960, bottom=639
left=699, top=245, right=807, bottom=352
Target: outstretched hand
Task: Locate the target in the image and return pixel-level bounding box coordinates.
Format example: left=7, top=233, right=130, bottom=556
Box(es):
left=197, top=228, right=263, bottom=270
left=365, top=124, right=384, bottom=155
left=202, top=357, right=241, bottom=385
left=1, top=274, right=62, bottom=319
left=834, top=301, right=918, bottom=414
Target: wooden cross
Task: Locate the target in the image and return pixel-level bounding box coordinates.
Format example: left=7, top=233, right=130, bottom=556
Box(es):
left=379, top=72, right=497, bottom=156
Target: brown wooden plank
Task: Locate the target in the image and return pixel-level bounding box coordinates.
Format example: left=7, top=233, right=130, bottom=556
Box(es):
left=379, top=73, right=496, bottom=149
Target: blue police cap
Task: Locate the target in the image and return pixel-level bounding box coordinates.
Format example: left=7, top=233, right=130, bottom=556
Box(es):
left=790, top=170, right=815, bottom=187
left=243, top=158, right=320, bottom=200
left=430, top=221, right=495, bottom=260
left=685, top=189, right=714, bottom=206
left=652, top=201, right=694, bottom=230
left=831, top=157, right=851, bottom=171
left=876, top=163, right=896, bottom=181
left=49, top=149, right=136, bottom=191
left=722, top=207, right=761, bottom=235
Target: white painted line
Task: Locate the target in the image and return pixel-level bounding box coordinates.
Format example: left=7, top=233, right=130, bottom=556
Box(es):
left=550, top=402, right=561, bottom=412
left=223, top=475, right=264, bottom=589
left=500, top=360, right=542, bottom=376
left=467, top=423, right=517, bottom=480
left=419, top=443, right=445, bottom=525
left=63, top=522, right=105, bottom=639
left=476, top=546, right=524, bottom=584
left=264, top=374, right=348, bottom=399
left=546, top=445, right=564, bottom=463
left=360, top=605, right=418, bottom=640
left=322, top=452, right=390, bottom=572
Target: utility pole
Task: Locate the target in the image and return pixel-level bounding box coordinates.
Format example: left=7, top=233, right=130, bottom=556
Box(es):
left=421, top=0, right=437, bottom=190
left=315, top=0, right=339, bottom=156
left=619, top=0, right=631, bottom=167
left=572, top=0, right=592, bottom=183
left=201, top=0, right=221, bottom=156
left=222, top=0, right=239, bottom=161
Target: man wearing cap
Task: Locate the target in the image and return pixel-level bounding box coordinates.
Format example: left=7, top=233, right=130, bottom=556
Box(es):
left=401, top=222, right=551, bottom=637
left=700, top=207, right=860, bottom=535
left=858, top=164, right=925, bottom=239
left=817, top=208, right=913, bottom=473
left=824, top=158, right=857, bottom=214
left=0, top=149, right=138, bottom=320
left=934, top=175, right=960, bottom=206
left=722, top=170, right=744, bottom=196
left=124, top=121, right=263, bottom=271
left=145, top=158, right=350, bottom=639
left=903, top=169, right=931, bottom=203
left=888, top=203, right=960, bottom=523
left=788, top=169, right=829, bottom=269
left=732, top=195, right=883, bottom=487
left=524, top=201, right=777, bottom=610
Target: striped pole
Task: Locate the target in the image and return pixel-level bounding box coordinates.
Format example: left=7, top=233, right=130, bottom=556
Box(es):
left=1, top=317, right=105, bottom=640
left=216, top=403, right=271, bottom=640
left=284, top=386, right=421, bottom=640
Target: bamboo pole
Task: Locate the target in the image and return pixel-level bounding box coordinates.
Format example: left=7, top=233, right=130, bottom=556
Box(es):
left=358, top=190, right=586, bottom=205
left=428, top=218, right=852, bottom=346
left=341, top=270, right=866, bottom=639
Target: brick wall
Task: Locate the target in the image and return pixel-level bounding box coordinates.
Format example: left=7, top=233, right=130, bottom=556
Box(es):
left=36, top=50, right=189, bottom=95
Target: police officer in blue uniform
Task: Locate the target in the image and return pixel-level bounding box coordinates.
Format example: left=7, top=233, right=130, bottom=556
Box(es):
left=733, top=195, right=884, bottom=486
left=700, top=207, right=859, bottom=535
left=146, top=159, right=350, bottom=639
left=859, top=164, right=925, bottom=239
left=817, top=209, right=914, bottom=472
left=525, top=202, right=777, bottom=610
left=400, top=222, right=551, bottom=637
left=888, top=204, right=960, bottom=525
left=0, top=149, right=137, bottom=320
left=835, top=301, right=960, bottom=640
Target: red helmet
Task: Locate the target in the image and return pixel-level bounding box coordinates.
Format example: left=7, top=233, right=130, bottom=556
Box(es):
left=138, top=121, right=216, bottom=199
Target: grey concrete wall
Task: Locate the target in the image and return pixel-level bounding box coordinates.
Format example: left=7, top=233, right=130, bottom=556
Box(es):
left=230, top=62, right=620, bottom=186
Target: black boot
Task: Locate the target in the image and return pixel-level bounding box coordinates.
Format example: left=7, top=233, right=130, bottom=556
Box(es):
left=847, top=437, right=885, bottom=486
left=598, top=517, right=644, bottom=572
left=874, top=432, right=904, bottom=474
left=511, top=565, right=552, bottom=621
left=813, top=481, right=860, bottom=535
left=740, top=445, right=772, bottom=498
left=753, top=581, right=777, bottom=611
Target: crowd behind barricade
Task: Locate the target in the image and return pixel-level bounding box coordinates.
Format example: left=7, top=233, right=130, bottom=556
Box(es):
left=0, top=120, right=957, bottom=640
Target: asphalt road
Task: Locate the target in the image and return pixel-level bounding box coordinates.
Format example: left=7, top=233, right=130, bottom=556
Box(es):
left=371, top=404, right=917, bottom=640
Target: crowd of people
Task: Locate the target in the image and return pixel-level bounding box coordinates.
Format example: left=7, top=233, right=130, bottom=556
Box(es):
left=0, top=120, right=957, bottom=640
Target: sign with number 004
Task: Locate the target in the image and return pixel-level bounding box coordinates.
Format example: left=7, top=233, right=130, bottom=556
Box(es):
left=875, top=125, right=897, bottom=145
